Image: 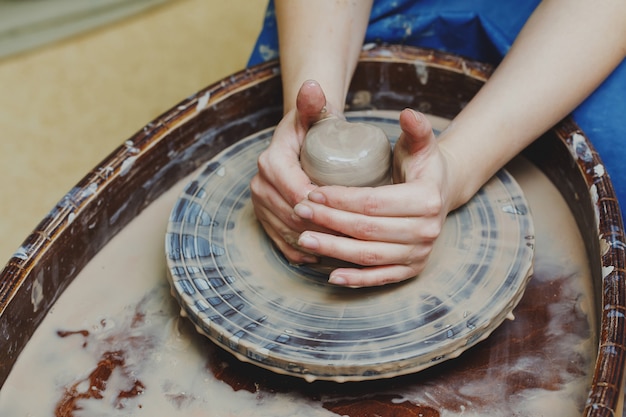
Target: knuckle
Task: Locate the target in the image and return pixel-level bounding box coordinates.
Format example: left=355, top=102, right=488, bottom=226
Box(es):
left=357, top=249, right=381, bottom=266
left=407, top=244, right=433, bottom=263
left=406, top=221, right=441, bottom=243
left=362, top=192, right=382, bottom=215
left=421, top=220, right=442, bottom=241
left=354, top=219, right=378, bottom=239
left=378, top=274, right=401, bottom=286
left=422, top=193, right=443, bottom=216
left=408, top=262, right=426, bottom=277
left=257, top=150, right=271, bottom=172
left=249, top=174, right=262, bottom=195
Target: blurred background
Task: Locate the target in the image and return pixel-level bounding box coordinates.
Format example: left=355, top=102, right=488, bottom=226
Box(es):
left=0, top=0, right=267, bottom=264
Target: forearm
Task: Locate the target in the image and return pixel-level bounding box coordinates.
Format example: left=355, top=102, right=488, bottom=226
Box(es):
left=275, top=0, right=372, bottom=114
left=439, top=0, right=626, bottom=207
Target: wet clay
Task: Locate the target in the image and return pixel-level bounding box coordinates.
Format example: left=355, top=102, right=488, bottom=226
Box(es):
left=301, top=117, right=392, bottom=186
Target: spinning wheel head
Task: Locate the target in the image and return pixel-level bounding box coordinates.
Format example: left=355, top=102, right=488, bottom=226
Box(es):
left=165, top=112, right=534, bottom=382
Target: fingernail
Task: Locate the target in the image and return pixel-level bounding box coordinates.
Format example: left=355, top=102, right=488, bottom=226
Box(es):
left=328, top=274, right=347, bottom=285
left=294, top=203, right=313, bottom=219
left=303, top=79, right=318, bottom=87
left=405, top=108, right=420, bottom=123
left=298, top=233, right=319, bottom=250
left=308, top=191, right=326, bottom=204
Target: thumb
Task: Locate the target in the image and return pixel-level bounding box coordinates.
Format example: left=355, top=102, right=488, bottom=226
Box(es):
left=397, top=108, right=435, bottom=155
left=296, top=80, right=329, bottom=127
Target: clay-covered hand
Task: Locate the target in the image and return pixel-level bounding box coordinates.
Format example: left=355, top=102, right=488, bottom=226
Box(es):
left=293, top=109, right=458, bottom=287
left=250, top=80, right=341, bottom=264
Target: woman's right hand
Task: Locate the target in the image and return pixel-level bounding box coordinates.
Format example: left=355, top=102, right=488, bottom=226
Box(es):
left=250, top=80, right=339, bottom=264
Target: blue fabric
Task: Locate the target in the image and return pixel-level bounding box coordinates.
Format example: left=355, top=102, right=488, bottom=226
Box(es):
left=249, top=0, right=626, bottom=221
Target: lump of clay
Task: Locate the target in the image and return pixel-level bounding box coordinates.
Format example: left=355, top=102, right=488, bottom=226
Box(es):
left=301, top=117, right=392, bottom=187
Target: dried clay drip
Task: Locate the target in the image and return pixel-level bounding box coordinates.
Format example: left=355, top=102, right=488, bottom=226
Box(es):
left=301, top=117, right=392, bottom=186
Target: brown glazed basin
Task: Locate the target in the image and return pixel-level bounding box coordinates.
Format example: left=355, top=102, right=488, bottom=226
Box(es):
left=0, top=46, right=624, bottom=416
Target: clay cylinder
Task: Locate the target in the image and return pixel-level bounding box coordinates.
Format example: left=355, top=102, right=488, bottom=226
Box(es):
left=301, top=117, right=392, bottom=187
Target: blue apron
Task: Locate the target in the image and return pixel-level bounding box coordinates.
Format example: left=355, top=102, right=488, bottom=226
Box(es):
left=249, top=0, right=626, bottom=220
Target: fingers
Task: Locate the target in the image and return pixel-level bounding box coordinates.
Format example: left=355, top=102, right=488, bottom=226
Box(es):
left=296, top=80, right=328, bottom=126
left=306, top=182, right=444, bottom=218
left=256, top=80, right=338, bottom=207
left=250, top=100, right=445, bottom=287
left=397, top=108, right=436, bottom=154
left=257, top=216, right=318, bottom=265
left=256, top=148, right=314, bottom=207
left=250, top=79, right=345, bottom=266
left=294, top=192, right=443, bottom=288
left=393, top=109, right=439, bottom=184
left=328, top=265, right=423, bottom=288
left=298, top=231, right=433, bottom=265
left=297, top=231, right=432, bottom=287
left=250, top=174, right=318, bottom=264
left=296, top=79, right=347, bottom=128
left=250, top=173, right=307, bottom=236
left=293, top=196, right=442, bottom=243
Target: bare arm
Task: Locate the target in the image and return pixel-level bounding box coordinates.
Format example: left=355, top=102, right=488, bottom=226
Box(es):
left=441, top=0, right=626, bottom=208
left=275, top=0, right=373, bottom=113
left=295, top=0, right=626, bottom=287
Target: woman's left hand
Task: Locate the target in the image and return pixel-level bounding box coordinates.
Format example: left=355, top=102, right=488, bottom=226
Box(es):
left=293, top=109, right=460, bottom=287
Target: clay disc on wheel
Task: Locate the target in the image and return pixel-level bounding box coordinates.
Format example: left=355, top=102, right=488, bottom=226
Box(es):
left=165, top=112, right=535, bottom=382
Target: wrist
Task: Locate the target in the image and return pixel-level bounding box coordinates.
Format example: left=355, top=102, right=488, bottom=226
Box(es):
left=438, top=138, right=486, bottom=211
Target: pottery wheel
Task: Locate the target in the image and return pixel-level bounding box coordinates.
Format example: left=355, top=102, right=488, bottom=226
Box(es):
left=165, top=112, right=535, bottom=382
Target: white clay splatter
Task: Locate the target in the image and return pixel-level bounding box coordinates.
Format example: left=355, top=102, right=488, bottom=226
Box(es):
left=593, top=164, right=605, bottom=178
left=589, top=184, right=600, bottom=230
left=415, top=62, right=429, bottom=85
left=120, top=156, right=137, bottom=177
left=125, top=140, right=140, bottom=154
left=13, top=246, right=28, bottom=260
left=602, top=265, right=615, bottom=279
left=30, top=271, right=44, bottom=313
left=259, top=44, right=279, bottom=62
left=599, top=236, right=610, bottom=257
left=569, top=133, right=593, bottom=163
left=362, top=43, right=377, bottom=51
left=99, top=166, right=115, bottom=179
left=196, top=92, right=211, bottom=112
left=80, top=183, right=98, bottom=199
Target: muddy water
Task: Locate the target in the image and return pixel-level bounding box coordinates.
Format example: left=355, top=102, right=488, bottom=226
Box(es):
left=0, top=147, right=596, bottom=416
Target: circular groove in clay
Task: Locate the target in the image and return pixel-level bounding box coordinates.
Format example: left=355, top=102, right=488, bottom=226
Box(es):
left=165, top=112, right=535, bottom=382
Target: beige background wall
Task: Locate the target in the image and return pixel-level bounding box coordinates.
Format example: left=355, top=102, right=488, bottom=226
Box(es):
left=0, top=0, right=267, bottom=264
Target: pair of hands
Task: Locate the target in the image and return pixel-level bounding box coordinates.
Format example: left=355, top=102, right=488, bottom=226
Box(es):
left=250, top=81, right=456, bottom=287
